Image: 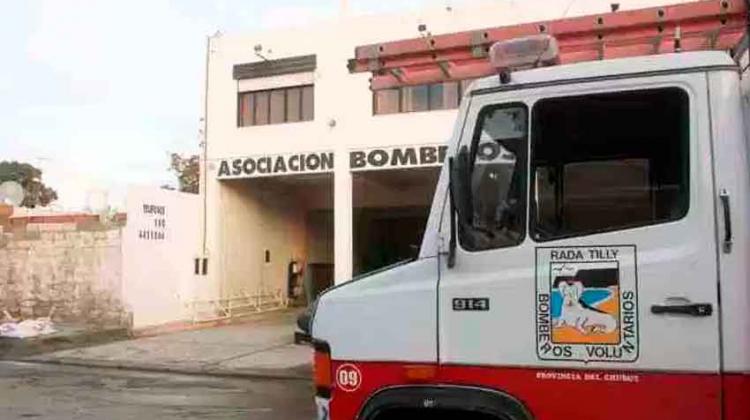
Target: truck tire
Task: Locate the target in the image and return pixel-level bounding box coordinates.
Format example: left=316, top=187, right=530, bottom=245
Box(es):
left=358, top=386, right=532, bottom=420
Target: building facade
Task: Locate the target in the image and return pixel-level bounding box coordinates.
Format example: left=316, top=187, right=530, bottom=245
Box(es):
left=200, top=0, right=681, bottom=306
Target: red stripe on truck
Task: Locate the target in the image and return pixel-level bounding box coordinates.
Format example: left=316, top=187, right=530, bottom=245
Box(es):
left=329, top=361, right=735, bottom=420
left=723, top=373, right=750, bottom=420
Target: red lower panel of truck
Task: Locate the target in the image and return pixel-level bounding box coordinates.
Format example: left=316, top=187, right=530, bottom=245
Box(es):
left=723, top=373, right=750, bottom=420
left=329, top=361, right=749, bottom=420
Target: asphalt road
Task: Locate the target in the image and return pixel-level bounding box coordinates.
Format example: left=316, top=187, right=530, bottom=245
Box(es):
left=0, top=361, right=316, bottom=420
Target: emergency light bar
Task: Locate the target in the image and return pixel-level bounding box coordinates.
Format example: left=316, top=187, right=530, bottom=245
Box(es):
left=489, top=35, right=560, bottom=83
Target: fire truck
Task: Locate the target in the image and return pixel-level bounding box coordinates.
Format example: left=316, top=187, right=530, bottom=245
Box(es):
left=304, top=1, right=750, bottom=418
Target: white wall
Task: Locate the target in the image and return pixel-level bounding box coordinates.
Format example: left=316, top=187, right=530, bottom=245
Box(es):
left=122, top=186, right=202, bottom=328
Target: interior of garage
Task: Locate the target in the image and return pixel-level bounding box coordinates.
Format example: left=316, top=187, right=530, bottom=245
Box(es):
left=352, top=167, right=440, bottom=276
left=219, top=174, right=333, bottom=308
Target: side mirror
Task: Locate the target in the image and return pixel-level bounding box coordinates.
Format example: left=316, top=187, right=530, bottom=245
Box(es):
left=448, top=146, right=472, bottom=268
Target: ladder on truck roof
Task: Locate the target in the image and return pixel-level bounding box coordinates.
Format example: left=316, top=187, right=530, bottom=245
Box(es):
left=348, top=0, right=748, bottom=90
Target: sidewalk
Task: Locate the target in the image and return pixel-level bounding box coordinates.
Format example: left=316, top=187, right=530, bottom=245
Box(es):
left=0, top=324, right=130, bottom=360
left=22, top=309, right=313, bottom=380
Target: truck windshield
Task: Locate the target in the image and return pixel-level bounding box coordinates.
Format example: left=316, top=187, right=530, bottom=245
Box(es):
left=462, top=105, right=528, bottom=251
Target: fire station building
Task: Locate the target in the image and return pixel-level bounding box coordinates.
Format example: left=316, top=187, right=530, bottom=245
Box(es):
left=199, top=0, right=674, bottom=307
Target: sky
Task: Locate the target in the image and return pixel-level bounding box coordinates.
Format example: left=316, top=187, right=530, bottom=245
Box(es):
left=0, top=0, right=455, bottom=210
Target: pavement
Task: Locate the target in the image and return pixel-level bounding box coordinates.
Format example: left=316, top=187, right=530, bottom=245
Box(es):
left=0, top=360, right=315, bottom=420
left=19, top=309, right=313, bottom=380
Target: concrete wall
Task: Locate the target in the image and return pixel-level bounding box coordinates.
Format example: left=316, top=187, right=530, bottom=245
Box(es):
left=0, top=222, right=129, bottom=328
left=122, top=186, right=201, bottom=329
left=0, top=188, right=203, bottom=331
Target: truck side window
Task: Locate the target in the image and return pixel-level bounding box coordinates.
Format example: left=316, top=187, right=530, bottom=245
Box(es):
left=461, top=104, right=528, bottom=251
left=531, top=88, right=689, bottom=240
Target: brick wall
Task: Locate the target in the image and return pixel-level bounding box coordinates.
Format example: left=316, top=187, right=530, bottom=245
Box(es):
left=0, top=221, right=130, bottom=328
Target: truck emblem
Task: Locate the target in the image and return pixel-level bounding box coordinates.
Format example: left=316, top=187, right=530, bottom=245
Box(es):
left=535, top=245, right=639, bottom=363
left=335, top=364, right=363, bottom=392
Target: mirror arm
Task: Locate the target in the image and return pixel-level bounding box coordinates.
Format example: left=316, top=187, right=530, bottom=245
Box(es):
left=448, top=158, right=457, bottom=268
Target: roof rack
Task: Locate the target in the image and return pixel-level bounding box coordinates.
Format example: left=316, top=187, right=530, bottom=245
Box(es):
left=348, top=0, right=747, bottom=90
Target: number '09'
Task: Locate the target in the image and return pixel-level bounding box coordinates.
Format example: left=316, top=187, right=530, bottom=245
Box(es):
left=338, top=370, right=359, bottom=387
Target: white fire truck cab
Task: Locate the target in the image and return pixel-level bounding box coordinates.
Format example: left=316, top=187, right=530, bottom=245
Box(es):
left=307, top=1, right=750, bottom=419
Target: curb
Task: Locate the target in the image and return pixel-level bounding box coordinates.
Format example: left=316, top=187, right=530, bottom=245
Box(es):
left=20, top=357, right=313, bottom=381
left=0, top=309, right=303, bottom=360
left=131, top=308, right=303, bottom=338
left=0, top=328, right=130, bottom=360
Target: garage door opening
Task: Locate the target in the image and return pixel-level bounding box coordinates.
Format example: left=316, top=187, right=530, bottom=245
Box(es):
left=220, top=174, right=333, bottom=311
left=353, top=167, right=440, bottom=275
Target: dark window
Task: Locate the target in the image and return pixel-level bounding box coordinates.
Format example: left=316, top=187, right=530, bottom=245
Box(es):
left=402, top=85, right=429, bottom=112
left=530, top=88, right=689, bottom=240
left=374, top=89, right=400, bottom=114
left=374, top=80, right=472, bottom=115
left=270, top=90, right=286, bottom=124
left=287, top=87, right=301, bottom=122
left=428, top=83, right=445, bottom=110
left=461, top=104, right=528, bottom=251
left=429, top=82, right=459, bottom=110
left=302, top=85, right=314, bottom=121
left=239, top=93, right=254, bottom=125
left=238, top=85, right=314, bottom=126
left=254, top=91, right=269, bottom=125
left=442, top=81, right=460, bottom=109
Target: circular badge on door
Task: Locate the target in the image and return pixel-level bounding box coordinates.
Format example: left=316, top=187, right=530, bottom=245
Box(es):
left=335, top=364, right=362, bottom=392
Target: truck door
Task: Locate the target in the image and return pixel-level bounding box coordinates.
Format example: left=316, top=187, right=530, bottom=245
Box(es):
left=438, top=75, right=722, bottom=419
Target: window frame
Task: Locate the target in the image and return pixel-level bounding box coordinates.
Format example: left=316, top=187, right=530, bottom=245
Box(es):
left=457, top=101, right=530, bottom=252
left=527, top=86, right=691, bottom=242
left=237, top=84, right=314, bottom=127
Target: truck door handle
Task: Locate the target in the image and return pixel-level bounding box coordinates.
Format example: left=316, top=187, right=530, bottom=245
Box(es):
left=720, top=189, right=732, bottom=253
left=651, top=303, right=713, bottom=317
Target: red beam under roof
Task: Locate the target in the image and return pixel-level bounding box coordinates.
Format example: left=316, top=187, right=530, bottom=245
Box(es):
left=348, top=0, right=747, bottom=90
